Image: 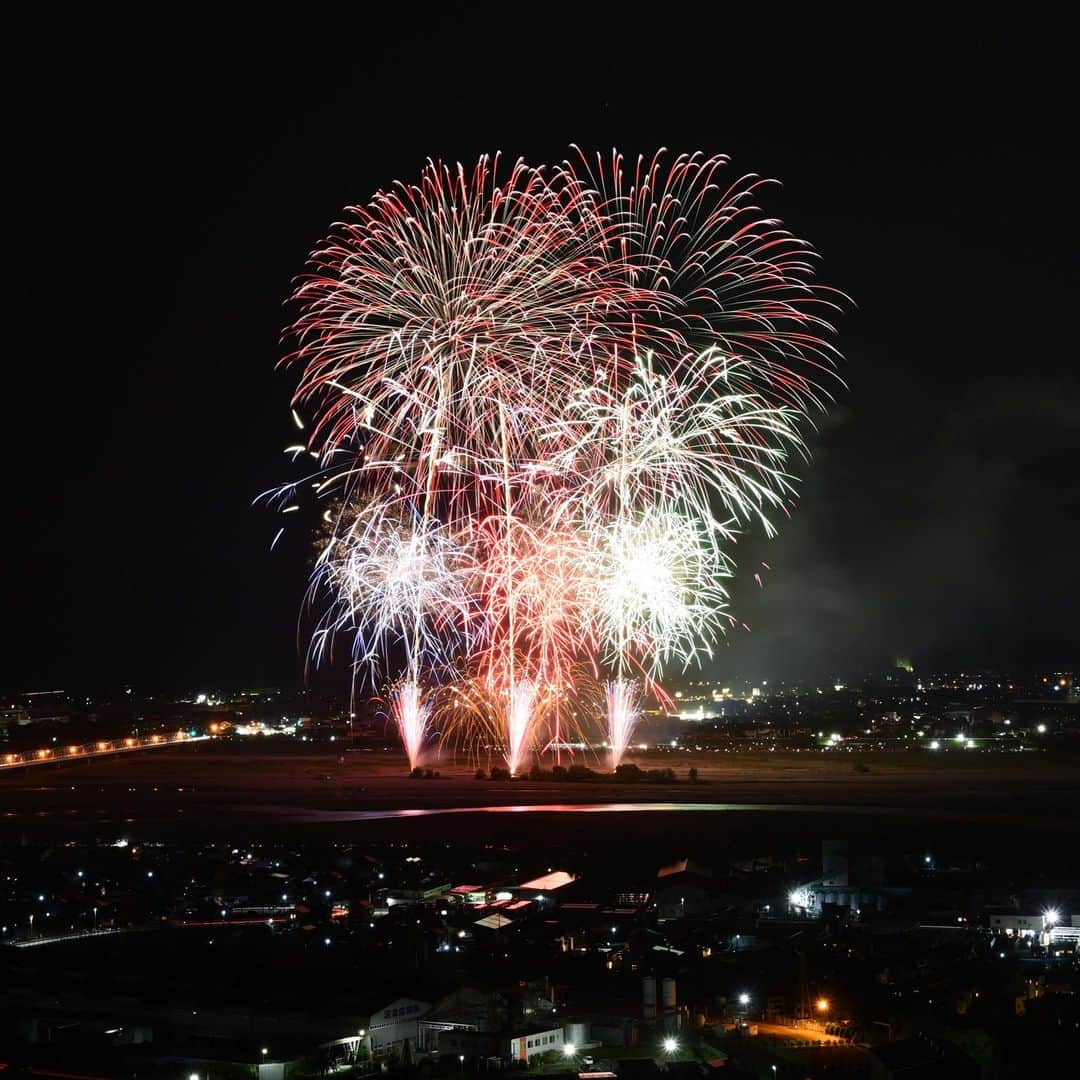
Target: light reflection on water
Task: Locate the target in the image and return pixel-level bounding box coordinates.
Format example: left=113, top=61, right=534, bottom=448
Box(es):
left=285, top=801, right=1070, bottom=828
left=303, top=802, right=828, bottom=822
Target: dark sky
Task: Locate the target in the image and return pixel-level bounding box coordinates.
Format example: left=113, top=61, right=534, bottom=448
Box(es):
left=6, top=18, right=1078, bottom=691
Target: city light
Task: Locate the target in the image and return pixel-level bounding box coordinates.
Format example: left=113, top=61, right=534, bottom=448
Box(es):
left=738, top=992, right=750, bottom=1006
left=1044, top=908, right=1060, bottom=927
left=563, top=1044, right=576, bottom=1057
left=663, top=1037, right=678, bottom=1054
left=816, top=997, right=830, bottom=1013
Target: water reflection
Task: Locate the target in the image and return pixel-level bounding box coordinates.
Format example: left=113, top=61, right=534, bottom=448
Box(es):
left=303, top=802, right=817, bottom=822
left=289, top=801, right=1070, bottom=827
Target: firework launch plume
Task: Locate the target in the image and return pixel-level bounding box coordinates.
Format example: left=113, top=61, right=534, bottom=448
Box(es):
left=605, top=678, right=643, bottom=772
left=391, top=681, right=430, bottom=773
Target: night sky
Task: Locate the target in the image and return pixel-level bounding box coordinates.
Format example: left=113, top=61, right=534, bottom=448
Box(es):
left=7, top=19, right=1077, bottom=690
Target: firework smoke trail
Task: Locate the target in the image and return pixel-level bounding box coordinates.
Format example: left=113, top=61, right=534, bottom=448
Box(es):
left=391, top=681, right=430, bottom=772
left=605, top=678, right=642, bottom=771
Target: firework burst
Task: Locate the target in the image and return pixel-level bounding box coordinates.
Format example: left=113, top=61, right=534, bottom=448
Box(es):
left=309, top=499, right=476, bottom=679
left=272, top=148, right=844, bottom=771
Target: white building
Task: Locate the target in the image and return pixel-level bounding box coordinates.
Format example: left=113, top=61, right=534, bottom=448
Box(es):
left=368, top=997, right=431, bottom=1057
left=989, top=913, right=1046, bottom=936
left=509, top=1026, right=564, bottom=1063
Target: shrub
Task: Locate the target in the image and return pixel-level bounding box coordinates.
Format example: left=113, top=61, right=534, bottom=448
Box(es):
left=490, top=766, right=511, bottom=781
left=474, top=768, right=487, bottom=780
left=688, top=766, right=699, bottom=781
left=567, top=763, right=597, bottom=780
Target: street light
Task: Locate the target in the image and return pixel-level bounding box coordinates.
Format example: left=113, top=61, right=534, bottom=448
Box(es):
left=816, top=997, right=830, bottom=1014
left=563, top=1044, right=576, bottom=1057
left=663, top=1037, right=678, bottom=1054
left=189, top=1073, right=200, bottom=1080
left=1044, top=908, right=1060, bottom=927
left=738, top=992, right=751, bottom=1007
